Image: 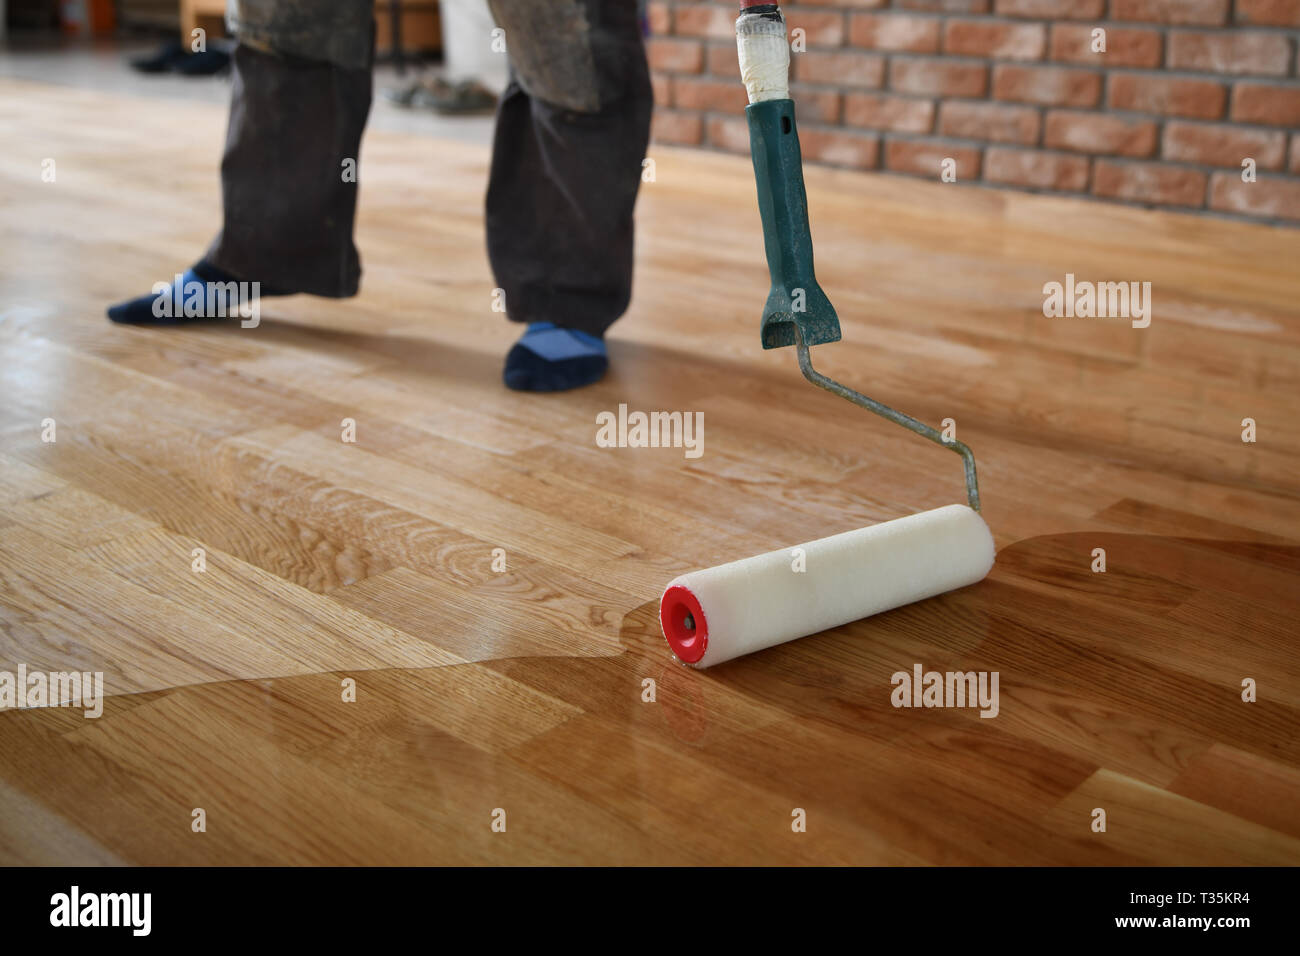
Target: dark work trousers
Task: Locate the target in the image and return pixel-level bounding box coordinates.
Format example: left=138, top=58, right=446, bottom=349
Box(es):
left=205, top=0, right=653, bottom=338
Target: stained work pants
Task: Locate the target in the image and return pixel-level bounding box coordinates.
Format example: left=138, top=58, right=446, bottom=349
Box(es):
left=205, top=0, right=652, bottom=336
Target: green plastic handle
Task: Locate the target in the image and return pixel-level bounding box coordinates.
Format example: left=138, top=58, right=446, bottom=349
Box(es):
left=746, top=98, right=841, bottom=350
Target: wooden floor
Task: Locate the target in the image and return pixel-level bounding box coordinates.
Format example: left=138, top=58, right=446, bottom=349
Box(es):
left=2, top=75, right=1299, bottom=865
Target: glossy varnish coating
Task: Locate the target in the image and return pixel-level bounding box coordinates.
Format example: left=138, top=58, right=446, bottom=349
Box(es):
left=1, top=77, right=1298, bottom=864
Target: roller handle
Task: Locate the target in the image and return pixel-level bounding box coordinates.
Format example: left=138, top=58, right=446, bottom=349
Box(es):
left=737, top=3, right=842, bottom=350
left=736, top=4, right=982, bottom=511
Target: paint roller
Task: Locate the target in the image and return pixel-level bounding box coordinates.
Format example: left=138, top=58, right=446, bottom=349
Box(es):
left=657, top=0, right=995, bottom=668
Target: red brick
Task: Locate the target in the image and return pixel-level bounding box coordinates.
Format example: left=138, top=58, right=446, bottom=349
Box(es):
left=1167, top=31, right=1292, bottom=75
left=793, top=50, right=886, bottom=87
left=1092, top=160, right=1209, bottom=206
left=788, top=86, right=843, bottom=124
left=897, top=0, right=989, bottom=10
left=1210, top=173, right=1300, bottom=219
left=938, top=100, right=1040, bottom=144
left=1291, top=134, right=1300, bottom=174
left=784, top=10, right=848, bottom=47
left=1231, top=83, right=1300, bottom=125
left=651, top=73, right=671, bottom=106
left=647, top=1, right=670, bottom=35
left=1044, top=110, right=1158, bottom=157
left=1162, top=121, right=1287, bottom=169
left=674, top=5, right=734, bottom=40
left=844, top=92, right=936, bottom=131
left=994, top=0, right=1104, bottom=18
left=984, top=147, right=1090, bottom=190
left=652, top=110, right=703, bottom=146
left=673, top=77, right=749, bottom=113
left=647, top=37, right=704, bottom=75
left=993, top=64, right=1101, bottom=107
left=891, top=57, right=988, bottom=96
left=707, top=116, right=751, bottom=155
left=1236, top=0, right=1300, bottom=27
left=943, top=20, right=1045, bottom=60
left=797, top=127, right=881, bottom=168
left=849, top=13, right=941, bottom=52
left=1049, top=25, right=1163, bottom=68
left=1111, top=0, right=1229, bottom=25
left=884, top=138, right=982, bottom=179
left=706, top=43, right=738, bottom=79
left=1108, top=73, right=1227, bottom=119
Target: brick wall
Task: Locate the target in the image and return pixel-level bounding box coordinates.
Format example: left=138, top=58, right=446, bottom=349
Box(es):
left=647, top=0, right=1300, bottom=224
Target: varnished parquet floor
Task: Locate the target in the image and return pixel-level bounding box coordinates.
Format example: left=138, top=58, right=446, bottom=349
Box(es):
left=1, top=76, right=1298, bottom=864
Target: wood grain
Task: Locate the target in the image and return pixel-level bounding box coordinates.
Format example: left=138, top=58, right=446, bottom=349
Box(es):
left=1, top=76, right=1298, bottom=864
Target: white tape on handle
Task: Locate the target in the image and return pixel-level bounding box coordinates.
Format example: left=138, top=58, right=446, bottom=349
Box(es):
left=736, top=11, right=790, bottom=103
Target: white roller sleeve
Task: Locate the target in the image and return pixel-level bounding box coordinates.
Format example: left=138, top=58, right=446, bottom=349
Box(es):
left=736, top=11, right=790, bottom=103
left=659, top=504, right=994, bottom=668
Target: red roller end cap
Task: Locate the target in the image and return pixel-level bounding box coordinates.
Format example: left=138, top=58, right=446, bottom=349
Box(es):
left=660, top=584, right=708, bottom=664
left=739, top=0, right=775, bottom=8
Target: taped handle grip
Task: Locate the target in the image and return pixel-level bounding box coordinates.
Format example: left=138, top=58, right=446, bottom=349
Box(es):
left=737, top=4, right=841, bottom=350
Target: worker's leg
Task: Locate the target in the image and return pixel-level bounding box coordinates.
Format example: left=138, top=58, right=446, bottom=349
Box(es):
left=108, top=0, right=374, bottom=323
left=205, top=45, right=372, bottom=295
left=487, top=0, right=653, bottom=391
